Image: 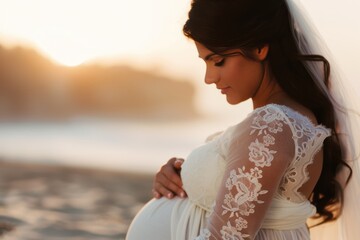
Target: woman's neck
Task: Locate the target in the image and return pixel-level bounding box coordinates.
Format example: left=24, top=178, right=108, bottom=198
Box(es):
left=251, top=75, right=291, bottom=109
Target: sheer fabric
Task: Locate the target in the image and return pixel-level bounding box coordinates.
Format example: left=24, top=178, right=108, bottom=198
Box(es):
left=126, top=104, right=331, bottom=240
left=285, top=1, right=360, bottom=239
left=193, top=104, right=330, bottom=239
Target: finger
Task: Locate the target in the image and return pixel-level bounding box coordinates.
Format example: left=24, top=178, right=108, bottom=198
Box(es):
left=153, top=184, right=186, bottom=199
left=167, top=157, right=178, bottom=164
left=155, top=172, right=182, bottom=193
left=174, top=158, right=184, bottom=169
left=153, top=181, right=175, bottom=199
left=154, top=172, right=186, bottom=198
left=153, top=157, right=186, bottom=198
left=166, top=170, right=183, bottom=189
left=159, top=161, right=183, bottom=187
left=159, top=166, right=183, bottom=189
left=152, top=189, right=161, bottom=199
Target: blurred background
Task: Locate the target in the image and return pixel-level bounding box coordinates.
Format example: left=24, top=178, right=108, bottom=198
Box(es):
left=0, top=0, right=359, bottom=173
left=0, top=0, right=253, bottom=174
left=0, top=0, right=359, bottom=239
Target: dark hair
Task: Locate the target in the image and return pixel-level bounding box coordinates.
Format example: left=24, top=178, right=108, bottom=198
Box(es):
left=183, top=0, right=352, bottom=225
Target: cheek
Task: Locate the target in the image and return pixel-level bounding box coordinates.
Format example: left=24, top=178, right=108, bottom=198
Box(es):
left=223, top=60, right=264, bottom=91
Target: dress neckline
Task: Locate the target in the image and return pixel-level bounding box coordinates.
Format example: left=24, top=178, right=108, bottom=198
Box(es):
left=253, top=103, right=329, bottom=130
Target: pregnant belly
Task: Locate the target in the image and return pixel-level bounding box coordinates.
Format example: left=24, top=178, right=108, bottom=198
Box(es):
left=126, top=197, right=187, bottom=240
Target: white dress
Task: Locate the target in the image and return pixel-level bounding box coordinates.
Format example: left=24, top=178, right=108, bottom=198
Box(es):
left=126, top=104, right=331, bottom=240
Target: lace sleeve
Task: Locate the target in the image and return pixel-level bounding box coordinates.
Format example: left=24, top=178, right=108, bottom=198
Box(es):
left=195, top=106, right=295, bottom=240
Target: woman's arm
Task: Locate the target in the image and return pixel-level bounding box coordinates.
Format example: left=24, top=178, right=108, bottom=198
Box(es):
left=196, top=106, right=295, bottom=239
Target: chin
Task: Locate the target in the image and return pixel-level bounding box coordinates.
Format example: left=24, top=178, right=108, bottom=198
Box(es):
left=227, top=100, right=243, bottom=105
left=226, top=97, right=243, bottom=105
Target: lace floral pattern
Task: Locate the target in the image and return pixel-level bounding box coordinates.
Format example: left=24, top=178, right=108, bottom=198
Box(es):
left=198, top=107, right=286, bottom=239
left=192, top=104, right=332, bottom=240
left=196, top=229, right=211, bottom=240
left=220, top=221, right=250, bottom=240
left=276, top=106, right=331, bottom=201
left=248, top=140, right=276, bottom=167
left=223, top=167, right=267, bottom=217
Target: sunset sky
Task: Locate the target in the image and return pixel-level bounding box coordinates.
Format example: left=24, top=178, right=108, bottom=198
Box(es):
left=0, top=0, right=359, bottom=116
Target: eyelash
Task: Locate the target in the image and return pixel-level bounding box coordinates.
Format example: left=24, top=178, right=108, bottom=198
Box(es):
left=214, top=58, right=225, bottom=67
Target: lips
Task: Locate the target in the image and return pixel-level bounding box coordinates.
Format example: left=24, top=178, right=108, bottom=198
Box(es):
left=218, top=86, right=231, bottom=94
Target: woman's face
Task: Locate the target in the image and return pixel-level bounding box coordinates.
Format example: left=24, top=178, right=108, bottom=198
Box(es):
left=195, top=42, right=267, bottom=105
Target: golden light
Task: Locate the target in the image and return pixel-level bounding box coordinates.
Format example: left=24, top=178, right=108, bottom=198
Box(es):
left=0, top=0, right=357, bottom=84
left=42, top=47, right=87, bottom=67
left=0, top=0, right=190, bottom=68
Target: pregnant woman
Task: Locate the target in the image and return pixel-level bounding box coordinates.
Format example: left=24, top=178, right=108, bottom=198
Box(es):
left=126, top=0, right=360, bottom=239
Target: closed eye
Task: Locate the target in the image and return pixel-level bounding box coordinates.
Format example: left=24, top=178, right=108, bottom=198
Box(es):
left=214, top=58, right=225, bottom=67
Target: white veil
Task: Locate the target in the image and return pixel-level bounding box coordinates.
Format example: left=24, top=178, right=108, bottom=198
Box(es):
left=285, top=0, right=360, bottom=239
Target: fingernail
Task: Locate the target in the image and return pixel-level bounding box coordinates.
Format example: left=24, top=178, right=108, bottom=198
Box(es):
left=167, top=193, right=173, bottom=198
left=175, top=159, right=183, bottom=164
left=152, top=189, right=159, bottom=198
left=180, top=192, right=186, bottom=198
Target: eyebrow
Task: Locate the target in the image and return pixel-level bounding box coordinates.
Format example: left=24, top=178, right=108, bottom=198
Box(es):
left=199, top=51, right=243, bottom=61
left=205, top=53, right=217, bottom=61
left=198, top=53, right=217, bottom=61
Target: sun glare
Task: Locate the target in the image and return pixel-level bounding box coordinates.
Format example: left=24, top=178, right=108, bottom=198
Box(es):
left=0, top=0, right=357, bottom=84
left=0, top=0, right=189, bottom=69
left=58, top=59, right=84, bottom=67
left=46, top=51, right=87, bottom=67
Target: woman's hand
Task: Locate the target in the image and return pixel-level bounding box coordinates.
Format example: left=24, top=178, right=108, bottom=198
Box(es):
left=152, top=157, right=187, bottom=199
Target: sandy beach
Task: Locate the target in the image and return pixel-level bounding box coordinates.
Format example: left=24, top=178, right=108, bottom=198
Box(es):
left=0, top=160, right=153, bottom=240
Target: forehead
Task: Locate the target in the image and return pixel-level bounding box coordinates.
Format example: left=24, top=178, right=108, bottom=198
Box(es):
left=195, top=42, right=214, bottom=59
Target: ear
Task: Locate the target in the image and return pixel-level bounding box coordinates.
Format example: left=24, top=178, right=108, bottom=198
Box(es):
left=253, top=44, right=269, bottom=61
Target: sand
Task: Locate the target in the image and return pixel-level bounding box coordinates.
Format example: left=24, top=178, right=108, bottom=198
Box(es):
left=0, top=160, right=153, bottom=240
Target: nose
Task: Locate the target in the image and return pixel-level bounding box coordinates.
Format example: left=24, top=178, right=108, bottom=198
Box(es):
left=204, top=67, right=219, bottom=85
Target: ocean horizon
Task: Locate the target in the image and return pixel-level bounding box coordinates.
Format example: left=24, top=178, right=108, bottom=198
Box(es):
left=0, top=115, right=247, bottom=174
